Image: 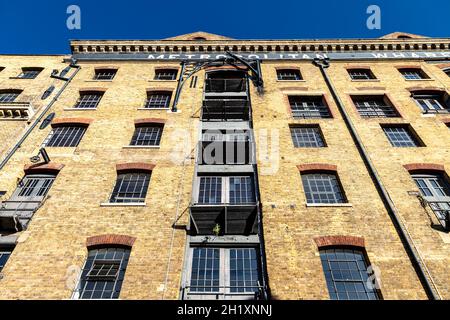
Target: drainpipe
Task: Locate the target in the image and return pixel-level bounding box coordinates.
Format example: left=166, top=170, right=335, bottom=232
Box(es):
left=0, top=62, right=81, bottom=172
left=313, top=57, right=440, bottom=300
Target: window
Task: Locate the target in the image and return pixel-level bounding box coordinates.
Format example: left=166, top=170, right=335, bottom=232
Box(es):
left=94, top=69, right=117, bottom=80
left=154, top=69, right=178, bottom=80
left=130, top=124, right=163, bottom=146
left=352, top=95, right=399, bottom=118
left=301, top=173, right=346, bottom=204
left=16, top=174, right=55, bottom=198
left=197, top=176, right=255, bottom=205
left=17, top=67, right=43, bottom=79
left=290, top=125, right=326, bottom=148
left=320, top=247, right=380, bottom=300
left=44, top=125, right=87, bottom=147
left=145, top=91, right=172, bottom=109
left=0, top=249, right=12, bottom=272
left=348, top=69, right=376, bottom=80
left=412, top=173, right=450, bottom=229
left=73, top=246, right=131, bottom=299
left=74, top=92, right=103, bottom=109
left=412, top=91, right=449, bottom=113
left=277, top=69, right=302, bottom=81
left=109, top=172, right=151, bottom=203
left=382, top=125, right=423, bottom=147
left=398, top=68, right=429, bottom=80
left=443, top=68, right=450, bottom=77
left=0, top=90, right=21, bottom=103
left=289, top=96, right=332, bottom=119
left=188, top=247, right=261, bottom=297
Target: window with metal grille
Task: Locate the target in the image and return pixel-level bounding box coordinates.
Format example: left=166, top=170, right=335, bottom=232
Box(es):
left=348, top=69, right=376, bottom=80
left=0, top=90, right=21, bottom=103
left=145, top=91, right=172, bottom=109
left=399, top=68, right=429, bottom=80
left=197, top=176, right=255, bottom=205
left=319, top=248, right=380, bottom=300
left=74, top=92, right=103, bottom=109
left=188, top=247, right=261, bottom=295
left=289, top=96, right=332, bottom=119
left=352, top=96, right=399, bottom=118
left=130, top=124, right=163, bottom=146
left=412, top=93, right=449, bottom=113
left=277, top=69, right=302, bottom=81
left=94, top=69, right=117, bottom=80
left=0, top=249, right=12, bottom=272
left=44, top=125, right=87, bottom=147
left=17, top=68, right=43, bottom=79
left=154, top=69, right=178, bottom=80
left=412, top=173, right=450, bottom=228
left=73, top=247, right=131, bottom=299
left=290, top=125, right=326, bottom=148
left=382, top=125, right=422, bottom=147
left=301, top=173, right=346, bottom=204
left=109, top=172, right=151, bottom=203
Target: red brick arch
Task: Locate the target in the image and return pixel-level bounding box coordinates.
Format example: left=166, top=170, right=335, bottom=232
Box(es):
left=297, top=163, right=337, bottom=173
left=86, top=234, right=136, bottom=248
left=24, top=162, right=65, bottom=174
left=51, top=117, right=93, bottom=127
left=314, top=235, right=365, bottom=248
left=79, top=87, right=107, bottom=93
left=442, top=118, right=450, bottom=125
left=403, top=163, right=445, bottom=172
left=134, top=118, right=166, bottom=125
left=116, top=162, right=155, bottom=173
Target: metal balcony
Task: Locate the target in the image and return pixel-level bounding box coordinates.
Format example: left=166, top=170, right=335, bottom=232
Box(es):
left=182, top=284, right=266, bottom=300
left=201, top=99, right=250, bottom=122
left=204, top=78, right=247, bottom=93
left=0, top=102, right=34, bottom=120
left=190, top=202, right=258, bottom=235
left=0, top=200, right=42, bottom=232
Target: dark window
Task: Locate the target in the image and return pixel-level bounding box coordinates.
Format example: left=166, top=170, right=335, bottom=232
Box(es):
left=110, top=172, right=151, bottom=203
left=45, top=125, right=87, bottom=147
left=130, top=124, right=163, bottom=146
left=382, top=125, right=422, bottom=147
left=291, top=125, right=326, bottom=148
left=0, top=249, right=12, bottom=272
left=348, top=69, right=376, bottom=80
left=74, top=247, right=131, bottom=299
left=74, top=92, right=103, bottom=109
left=189, top=247, right=261, bottom=295
left=0, top=67, right=4, bottom=73
left=412, top=92, right=449, bottom=113
left=17, top=68, right=43, bottom=79
left=301, top=173, right=346, bottom=204
left=229, top=176, right=255, bottom=204
left=289, top=96, right=332, bottom=119
left=398, top=68, right=429, bottom=80
left=320, top=248, right=380, bottom=300
left=154, top=69, right=178, bottom=80
left=277, top=69, right=302, bottom=81
left=94, top=69, right=117, bottom=80
left=0, top=90, right=21, bottom=103
left=198, top=177, right=222, bottom=204
left=352, top=96, right=399, bottom=118
left=444, top=68, right=450, bottom=77
left=145, top=91, right=172, bottom=109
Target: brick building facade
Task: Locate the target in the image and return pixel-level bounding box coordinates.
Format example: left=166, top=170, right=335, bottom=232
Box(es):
left=0, top=31, right=449, bottom=300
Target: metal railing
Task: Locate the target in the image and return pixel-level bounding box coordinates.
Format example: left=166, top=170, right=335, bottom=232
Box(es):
left=182, top=284, right=265, bottom=300
left=205, top=79, right=247, bottom=93
left=0, top=102, right=34, bottom=120
left=425, top=200, right=450, bottom=231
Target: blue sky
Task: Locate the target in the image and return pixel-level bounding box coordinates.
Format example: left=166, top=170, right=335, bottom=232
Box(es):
left=1, top=0, right=450, bottom=54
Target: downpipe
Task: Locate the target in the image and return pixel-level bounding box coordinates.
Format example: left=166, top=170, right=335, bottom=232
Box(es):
left=313, top=57, right=439, bottom=300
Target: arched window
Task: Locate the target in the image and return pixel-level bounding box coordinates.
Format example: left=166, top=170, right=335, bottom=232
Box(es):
left=73, top=245, right=132, bottom=299
left=319, top=247, right=381, bottom=300
left=109, top=164, right=153, bottom=203
left=301, top=172, right=346, bottom=204
left=130, top=121, right=164, bottom=146
left=44, top=123, right=89, bottom=147
left=145, top=90, right=172, bottom=109
left=74, top=91, right=104, bottom=109
left=0, top=89, right=22, bottom=103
